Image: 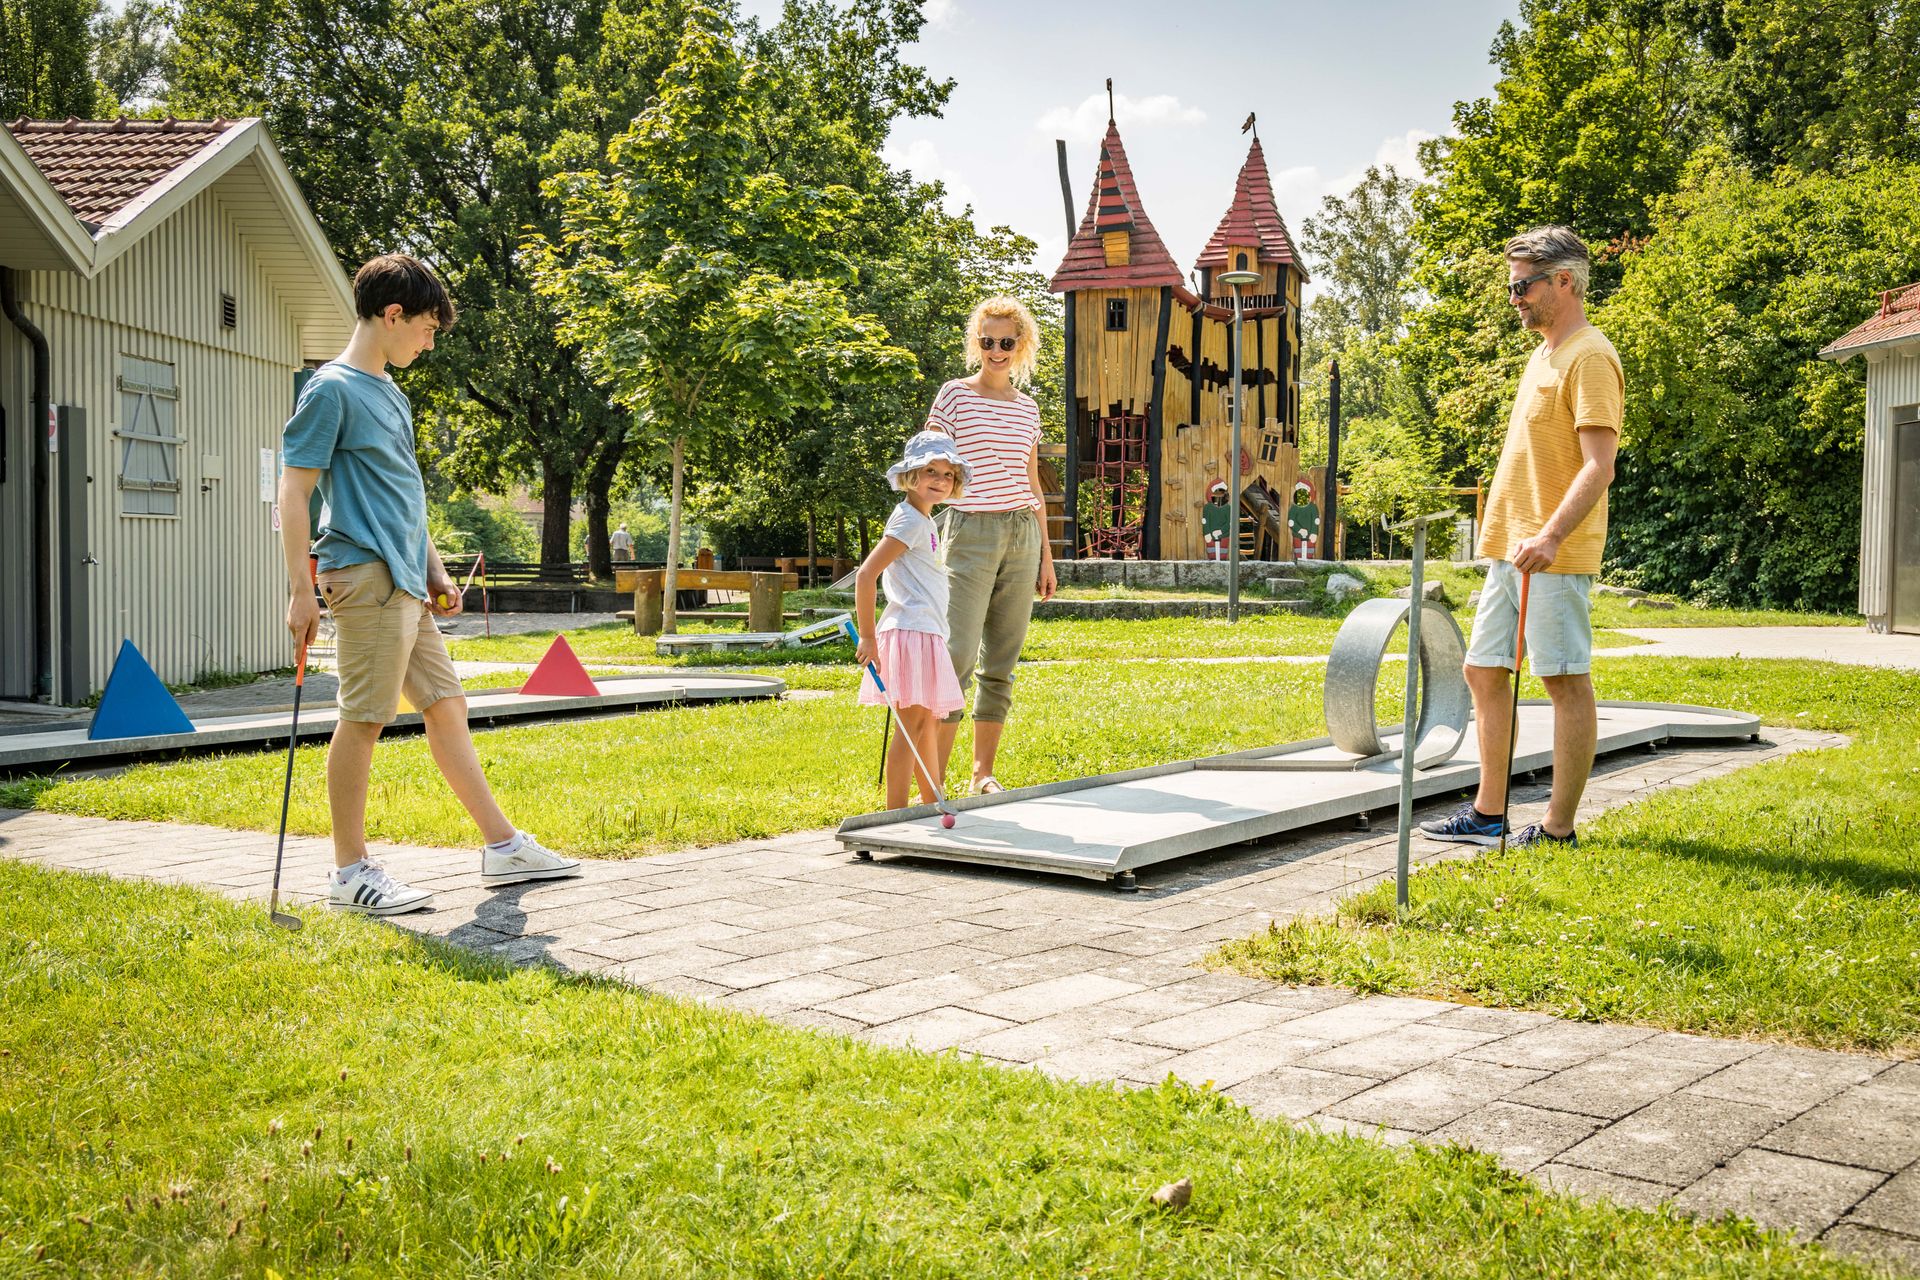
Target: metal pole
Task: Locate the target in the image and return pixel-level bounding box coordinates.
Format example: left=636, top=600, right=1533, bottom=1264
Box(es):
left=1395, top=520, right=1427, bottom=909
left=1228, top=285, right=1244, bottom=623
left=1325, top=358, right=1342, bottom=561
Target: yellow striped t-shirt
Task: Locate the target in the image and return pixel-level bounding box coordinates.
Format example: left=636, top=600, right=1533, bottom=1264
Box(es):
left=1477, top=325, right=1623, bottom=575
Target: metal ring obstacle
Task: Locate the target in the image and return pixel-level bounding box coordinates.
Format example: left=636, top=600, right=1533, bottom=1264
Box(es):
left=1322, top=596, right=1470, bottom=769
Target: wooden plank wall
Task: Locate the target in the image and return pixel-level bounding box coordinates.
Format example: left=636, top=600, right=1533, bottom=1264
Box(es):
left=1158, top=295, right=1300, bottom=559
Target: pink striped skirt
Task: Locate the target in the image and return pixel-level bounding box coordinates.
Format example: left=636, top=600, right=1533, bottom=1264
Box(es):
left=858, top=627, right=965, bottom=714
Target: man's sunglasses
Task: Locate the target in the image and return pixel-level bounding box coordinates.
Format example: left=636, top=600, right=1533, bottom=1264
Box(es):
left=1508, top=271, right=1554, bottom=299
left=978, top=336, right=1019, bottom=352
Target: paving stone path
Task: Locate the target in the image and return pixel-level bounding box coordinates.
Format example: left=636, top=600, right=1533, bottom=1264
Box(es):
left=5, top=726, right=1916, bottom=1273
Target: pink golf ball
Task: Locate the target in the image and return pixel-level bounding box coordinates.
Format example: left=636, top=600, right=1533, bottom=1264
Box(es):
left=941, top=814, right=956, bottom=829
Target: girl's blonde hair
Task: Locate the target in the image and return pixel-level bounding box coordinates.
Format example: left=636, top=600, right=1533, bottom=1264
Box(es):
left=964, top=295, right=1041, bottom=386
left=897, top=463, right=966, bottom=500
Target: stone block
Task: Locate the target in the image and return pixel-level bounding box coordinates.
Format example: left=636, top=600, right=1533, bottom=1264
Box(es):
left=1845, top=1165, right=1920, bottom=1236
left=1557, top=1093, right=1786, bottom=1186
left=695, top=943, right=878, bottom=990
left=1323, top=1057, right=1546, bottom=1133
left=1424, top=1006, right=1552, bottom=1036
left=1458, top=1019, right=1655, bottom=1071
left=1267, top=996, right=1455, bottom=1045
left=1225, top=1065, right=1376, bottom=1121
left=865, top=1006, right=1015, bottom=1053
left=1295, top=1024, right=1502, bottom=1080
left=1506, top=1050, right=1720, bottom=1120
left=1125, top=560, right=1178, bottom=589
left=1686, top=1046, right=1886, bottom=1115
left=1817, top=1225, right=1920, bottom=1274
left=1428, top=1102, right=1605, bottom=1174
left=1037, top=1037, right=1180, bottom=1084
left=816, top=973, right=990, bottom=1025
left=1390, top=580, right=1451, bottom=605
left=1759, top=1080, right=1920, bottom=1172
left=1130, top=1001, right=1299, bottom=1051
left=720, top=972, right=870, bottom=1017
left=1150, top=1029, right=1332, bottom=1090
left=1672, top=1149, right=1885, bottom=1240
left=1325, top=572, right=1366, bottom=602
left=1627, top=597, right=1677, bottom=610
left=963, top=973, right=1143, bottom=1022
left=1534, top=1163, right=1676, bottom=1210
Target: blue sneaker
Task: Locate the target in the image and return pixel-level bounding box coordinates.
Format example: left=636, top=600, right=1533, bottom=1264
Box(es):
left=1511, top=823, right=1578, bottom=849
left=1419, top=803, right=1507, bottom=846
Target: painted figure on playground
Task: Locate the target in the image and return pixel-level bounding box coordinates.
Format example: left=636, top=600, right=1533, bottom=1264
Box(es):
left=1201, top=479, right=1232, bottom=561
left=279, top=254, right=581, bottom=916
left=1422, top=225, right=1623, bottom=851
left=853, top=432, right=972, bottom=810
left=925, top=296, right=1059, bottom=797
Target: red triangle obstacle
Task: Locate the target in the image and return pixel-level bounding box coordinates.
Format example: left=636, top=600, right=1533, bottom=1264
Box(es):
left=519, top=635, right=599, bottom=697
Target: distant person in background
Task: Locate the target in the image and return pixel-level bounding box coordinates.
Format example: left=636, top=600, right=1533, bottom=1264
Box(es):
left=927, top=295, right=1057, bottom=796
left=1422, top=225, right=1622, bottom=851
left=610, top=524, right=635, bottom=563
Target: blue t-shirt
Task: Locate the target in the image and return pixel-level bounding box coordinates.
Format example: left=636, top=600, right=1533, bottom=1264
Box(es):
left=281, top=362, right=429, bottom=601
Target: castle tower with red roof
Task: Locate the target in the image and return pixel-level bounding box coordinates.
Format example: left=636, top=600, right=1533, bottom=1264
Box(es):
left=1051, top=117, right=1309, bottom=562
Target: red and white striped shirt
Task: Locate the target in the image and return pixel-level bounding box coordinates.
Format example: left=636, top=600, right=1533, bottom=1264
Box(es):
left=925, top=379, right=1041, bottom=513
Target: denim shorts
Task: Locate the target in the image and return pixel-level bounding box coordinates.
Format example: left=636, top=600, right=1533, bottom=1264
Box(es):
left=1465, top=560, right=1595, bottom=677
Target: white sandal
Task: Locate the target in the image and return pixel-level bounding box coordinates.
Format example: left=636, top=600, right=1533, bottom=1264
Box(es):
left=975, top=775, right=1006, bottom=795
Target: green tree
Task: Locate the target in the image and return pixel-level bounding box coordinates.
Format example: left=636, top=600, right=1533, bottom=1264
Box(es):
left=91, top=0, right=173, bottom=111
left=170, top=0, right=693, bottom=566
left=1300, top=164, right=1420, bottom=339
left=1596, top=150, right=1920, bottom=610
left=530, top=5, right=914, bottom=631
left=1, top=0, right=96, bottom=118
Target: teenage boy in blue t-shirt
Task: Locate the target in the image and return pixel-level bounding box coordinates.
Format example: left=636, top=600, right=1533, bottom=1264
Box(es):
left=279, top=253, right=579, bottom=915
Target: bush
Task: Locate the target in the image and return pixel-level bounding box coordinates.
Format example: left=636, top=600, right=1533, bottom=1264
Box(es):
left=428, top=493, right=539, bottom=564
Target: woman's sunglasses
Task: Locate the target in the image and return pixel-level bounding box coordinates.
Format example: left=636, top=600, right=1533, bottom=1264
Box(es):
left=978, top=336, right=1019, bottom=352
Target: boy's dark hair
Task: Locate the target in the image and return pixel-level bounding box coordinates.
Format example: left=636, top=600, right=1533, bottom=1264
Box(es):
left=353, top=253, right=457, bottom=328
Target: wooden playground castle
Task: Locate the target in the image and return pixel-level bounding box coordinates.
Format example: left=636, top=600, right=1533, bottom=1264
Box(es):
left=1049, top=114, right=1322, bottom=562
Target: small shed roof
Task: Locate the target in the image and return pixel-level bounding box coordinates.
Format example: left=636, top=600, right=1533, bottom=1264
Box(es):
left=1821, top=282, right=1920, bottom=360
left=8, top=117, right=237, bottom=227
left=1050, top=122, right=1184, bottom=293
left=1195, top=137, right=1307, bottom=281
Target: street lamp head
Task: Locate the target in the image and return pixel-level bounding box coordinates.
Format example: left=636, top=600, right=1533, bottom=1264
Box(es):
left=1218, top=269, right=1261, bottom=288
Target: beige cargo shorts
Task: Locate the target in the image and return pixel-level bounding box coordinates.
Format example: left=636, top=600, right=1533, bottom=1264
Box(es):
left=317, top=559, right=464, bottom=724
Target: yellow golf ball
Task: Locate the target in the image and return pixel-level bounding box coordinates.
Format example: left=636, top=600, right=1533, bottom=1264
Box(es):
left=436, top=593, right=451, bottom=608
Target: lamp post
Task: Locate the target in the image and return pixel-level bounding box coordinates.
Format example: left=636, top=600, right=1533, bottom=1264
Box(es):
left=1217, top=268, right=1261, bottom=622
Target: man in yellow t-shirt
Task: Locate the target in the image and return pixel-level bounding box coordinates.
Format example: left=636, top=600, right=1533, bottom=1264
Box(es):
left=1422, top=226, right=1622, bottom=853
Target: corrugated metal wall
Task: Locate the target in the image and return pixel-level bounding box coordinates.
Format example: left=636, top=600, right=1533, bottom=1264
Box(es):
left=1859, top=349, right=1920, bottom=624
left=20, top=183, right=311, bottom=693
left=0, top=316, right=30, bottom=698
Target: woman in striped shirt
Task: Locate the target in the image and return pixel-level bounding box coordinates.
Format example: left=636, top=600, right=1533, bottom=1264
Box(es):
left=928, top=295, right=1058, bottom=795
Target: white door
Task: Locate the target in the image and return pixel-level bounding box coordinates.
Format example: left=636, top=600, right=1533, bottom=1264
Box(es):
left=1893, top=414, right=1919, bottom=635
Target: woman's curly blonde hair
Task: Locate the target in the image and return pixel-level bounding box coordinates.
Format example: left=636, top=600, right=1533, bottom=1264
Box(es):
left=963, top=295, right=1041, bottom=386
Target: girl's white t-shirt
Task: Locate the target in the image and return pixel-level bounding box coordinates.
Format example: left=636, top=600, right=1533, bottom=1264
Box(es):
left=878, top=501, right=949, bottom=638
left=925, top=379, right=1041, bottom=513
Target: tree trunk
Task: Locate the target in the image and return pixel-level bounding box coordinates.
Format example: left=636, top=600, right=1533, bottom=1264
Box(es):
left=540, top=465, right=574, bottom=576
left=835, top=514, right=847, bottom=564
left=583, top=447, right=619, bottom=581
left=663, top=434, right=685, bottom=634
left=858, top=517, right=871, bottom=558
left=806, top=507, right=818, bottom=587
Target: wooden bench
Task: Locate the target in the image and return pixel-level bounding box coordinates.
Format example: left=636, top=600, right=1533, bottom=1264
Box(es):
left=614, top=568, right=800, bottom=635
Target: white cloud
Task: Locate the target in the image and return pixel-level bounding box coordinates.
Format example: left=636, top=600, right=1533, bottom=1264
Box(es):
left=1033, top=92, right=1207, bottom=137
left=921, top=0, right=960, bottom=28
left=882, top=137, right=977, bottom=215
left=1371, top=128, right=1436, bottom=180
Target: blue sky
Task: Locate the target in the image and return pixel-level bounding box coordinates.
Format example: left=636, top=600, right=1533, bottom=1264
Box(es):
left=745, top=0, right=1519, bottom=284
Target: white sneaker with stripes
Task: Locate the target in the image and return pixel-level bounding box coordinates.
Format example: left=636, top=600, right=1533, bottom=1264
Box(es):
left=481, top=832, right=581, bottom=888
left=328, top=861, right=433, bottom=916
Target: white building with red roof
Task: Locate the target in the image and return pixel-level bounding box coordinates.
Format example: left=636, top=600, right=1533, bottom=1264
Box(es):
left=0, top=117, right=351, bottom=702
left=1820, top=283, right=1920, bottom=634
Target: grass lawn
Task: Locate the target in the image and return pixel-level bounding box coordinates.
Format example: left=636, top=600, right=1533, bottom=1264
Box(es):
left=1215, top=657, right=1920, bottom=1054
left=3, top=661, right=1354, bottom=856
left=1, top=865, right=1869, bottom=1279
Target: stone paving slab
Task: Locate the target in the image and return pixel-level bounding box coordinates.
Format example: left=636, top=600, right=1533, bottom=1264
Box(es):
left=5, top=725, right=1917, bottom=1272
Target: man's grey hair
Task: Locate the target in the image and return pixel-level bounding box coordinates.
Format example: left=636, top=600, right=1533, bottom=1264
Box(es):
left=1505, top=225, right=1591, bottom=297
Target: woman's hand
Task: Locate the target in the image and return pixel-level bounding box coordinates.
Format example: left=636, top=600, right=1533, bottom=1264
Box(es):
left=1036, top=557, right=1057, bottom=602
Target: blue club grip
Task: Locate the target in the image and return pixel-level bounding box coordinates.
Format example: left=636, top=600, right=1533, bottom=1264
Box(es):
left=842, top=618, right=887, bottom=693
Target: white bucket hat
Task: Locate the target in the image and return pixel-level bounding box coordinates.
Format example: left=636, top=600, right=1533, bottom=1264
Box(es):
left=886, top=430, right=972, bottom=492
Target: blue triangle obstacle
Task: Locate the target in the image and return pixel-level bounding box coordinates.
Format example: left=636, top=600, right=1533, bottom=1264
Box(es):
left=87, top=640, right=195, bottom=740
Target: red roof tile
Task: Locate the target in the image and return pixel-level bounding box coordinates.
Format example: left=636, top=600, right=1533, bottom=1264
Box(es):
left=6, top=117, right=238, bottom=226
left=1195, top=137, right=1308, bottom=282
left=1049, top=122, right=1184, bottom=293
left=1821, top=282, right=1920, bottom=358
